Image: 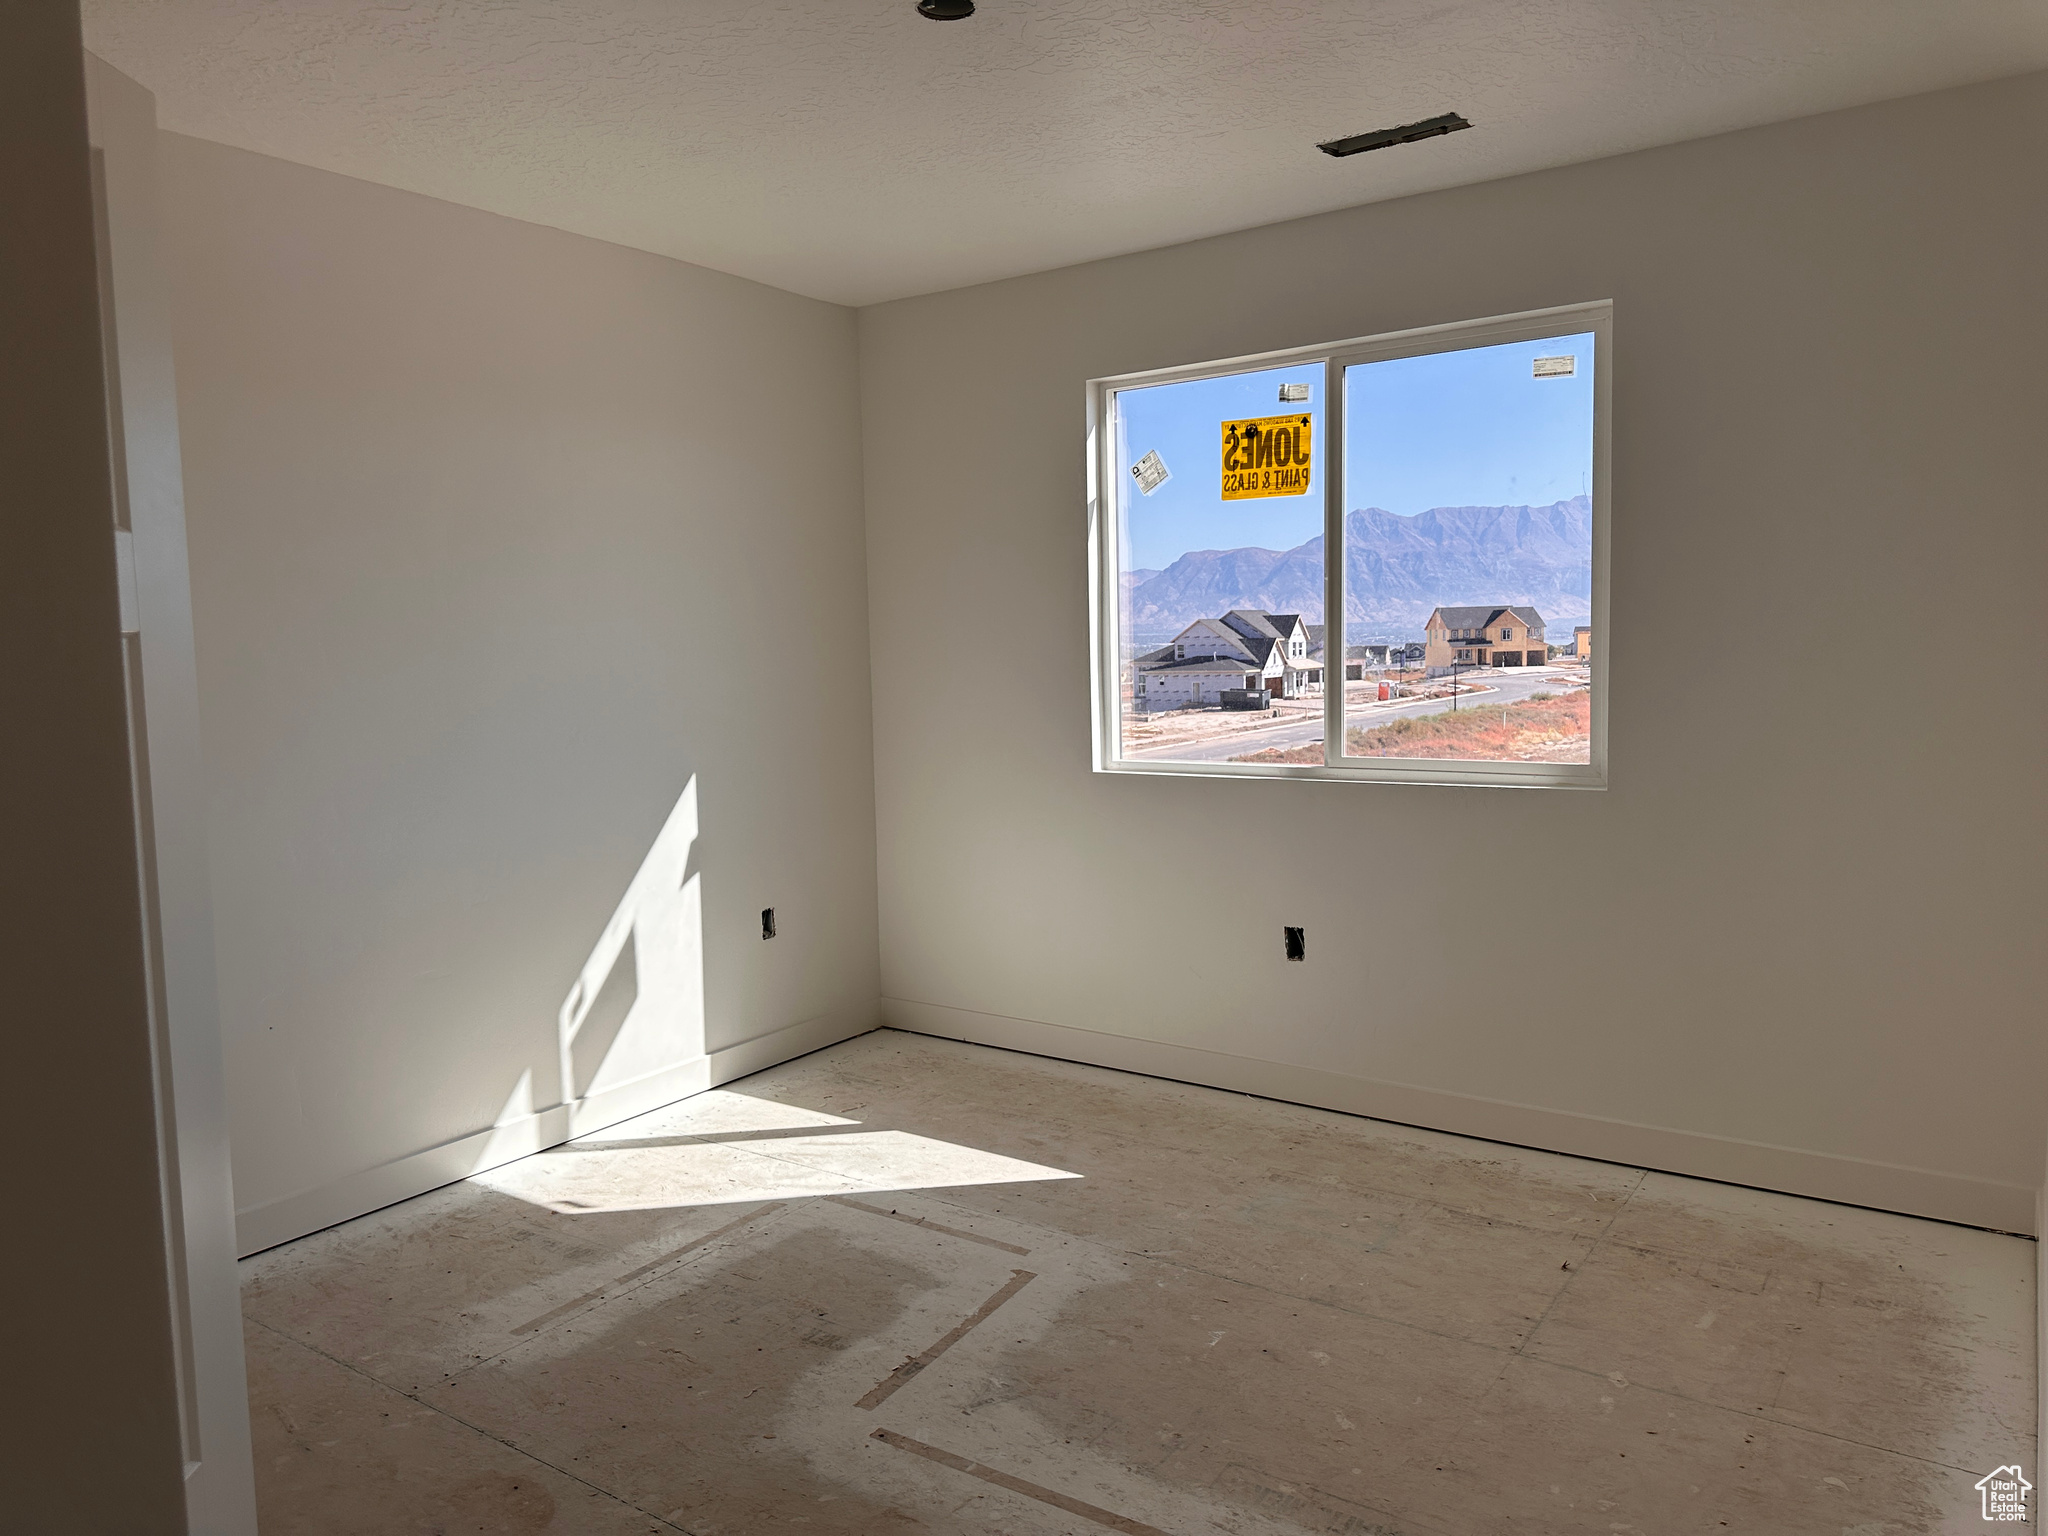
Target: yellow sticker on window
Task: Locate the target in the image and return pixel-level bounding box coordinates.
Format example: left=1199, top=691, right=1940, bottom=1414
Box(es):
left=1221, top=413, right=1313, bottom=500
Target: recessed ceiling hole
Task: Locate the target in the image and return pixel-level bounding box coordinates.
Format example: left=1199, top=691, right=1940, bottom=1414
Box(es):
left=1318, top=113, right=1472, bottom=159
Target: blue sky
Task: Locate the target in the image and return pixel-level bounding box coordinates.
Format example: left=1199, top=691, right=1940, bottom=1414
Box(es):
left=1115, top=333, right=1594, bottom=572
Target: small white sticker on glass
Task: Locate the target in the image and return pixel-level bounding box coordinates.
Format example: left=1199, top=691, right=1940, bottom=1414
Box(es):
left=1130, top=449, right=1170, bottom=495
left=1533, top=355, right=1576, bottom=378
left=1278, top=382, right=1311, bottom=403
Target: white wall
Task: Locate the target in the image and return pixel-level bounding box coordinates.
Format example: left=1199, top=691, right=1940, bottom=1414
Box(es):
left=859, top=73, right=2048, bottom=1232
left=159, top=136, right=881, bottom=1252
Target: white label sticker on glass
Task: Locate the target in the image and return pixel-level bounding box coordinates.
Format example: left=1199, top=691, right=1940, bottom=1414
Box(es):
left=1278, top=382, right=1311, bottom=403
left=1130, top=449, right=1170, bottom=495
left=1533, top=355, right=1576, bottom=378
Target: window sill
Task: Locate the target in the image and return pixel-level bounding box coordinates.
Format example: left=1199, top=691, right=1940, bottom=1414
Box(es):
left=1096, top=756, right=1605, bottom=790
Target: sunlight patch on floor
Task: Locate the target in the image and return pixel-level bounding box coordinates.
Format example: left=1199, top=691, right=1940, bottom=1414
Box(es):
left=471, top=1091, right=1080, bottom=1215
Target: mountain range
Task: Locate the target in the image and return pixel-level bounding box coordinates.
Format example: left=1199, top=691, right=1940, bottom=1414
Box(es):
left=1125, top=496, right=1592, bottom=640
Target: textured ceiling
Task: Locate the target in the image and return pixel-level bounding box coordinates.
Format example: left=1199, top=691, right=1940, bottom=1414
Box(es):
left=82, top=1, right=2048, bottom=306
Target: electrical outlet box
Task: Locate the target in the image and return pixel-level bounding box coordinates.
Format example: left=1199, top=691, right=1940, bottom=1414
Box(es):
left=1284, top=926, right=1305, bottom=961
left=761, top=908, right=777, bottom=940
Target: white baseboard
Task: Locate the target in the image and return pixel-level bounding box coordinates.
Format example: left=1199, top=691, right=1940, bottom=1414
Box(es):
left=882, top=997, right=2036, bottom=1236
left=235, top=999, right=881, bottom=1255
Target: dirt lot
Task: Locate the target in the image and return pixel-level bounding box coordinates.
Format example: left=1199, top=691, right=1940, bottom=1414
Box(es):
left=1122, top=676, right=1490, bottom=755
left=1233, top=688, right=1590, bottom=765
left=1119, top=694, right=1319, bottom=753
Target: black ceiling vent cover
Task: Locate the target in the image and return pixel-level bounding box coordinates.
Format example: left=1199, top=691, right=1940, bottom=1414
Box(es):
left=1318, top=112, right=1471, bottom=158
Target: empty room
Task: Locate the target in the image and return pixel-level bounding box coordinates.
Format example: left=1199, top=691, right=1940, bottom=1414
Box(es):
left=7, top=2, right=2046, bottom=1532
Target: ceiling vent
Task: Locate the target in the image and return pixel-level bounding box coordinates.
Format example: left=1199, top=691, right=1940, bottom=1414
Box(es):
left=1317, top=112, right=1471, bottom=158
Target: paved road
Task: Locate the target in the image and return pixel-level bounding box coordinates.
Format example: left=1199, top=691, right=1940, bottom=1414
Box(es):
left=1126, top=668, right=1580, bottom=764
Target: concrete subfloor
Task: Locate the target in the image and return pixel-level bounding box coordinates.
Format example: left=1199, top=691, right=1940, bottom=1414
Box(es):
left=242, top=1030, right=2035, bottom=1535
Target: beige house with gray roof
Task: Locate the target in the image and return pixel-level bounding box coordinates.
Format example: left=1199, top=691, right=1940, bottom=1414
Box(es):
left=1422, top=605, right=1548, bottom=675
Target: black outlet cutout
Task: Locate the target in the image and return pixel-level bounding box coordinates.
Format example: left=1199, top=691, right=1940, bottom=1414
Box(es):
left=761, top=907, right=777, bottom=940
left=1284, top=926, right=1305, bottom=961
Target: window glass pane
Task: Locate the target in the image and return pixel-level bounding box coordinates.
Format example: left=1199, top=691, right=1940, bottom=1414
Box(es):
left=1112, top=365, right=1324, bottom=764
left=1338, top=333, right=1594, bottom=765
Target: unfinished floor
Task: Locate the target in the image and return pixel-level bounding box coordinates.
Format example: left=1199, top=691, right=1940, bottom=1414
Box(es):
left=241, top=1030, right=2034, bottom=1535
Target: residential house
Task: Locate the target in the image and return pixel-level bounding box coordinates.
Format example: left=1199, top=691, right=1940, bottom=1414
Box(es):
left=1134, top=609, right=1323, bottom=711
left=1342, top=642, right=1397, bottom=679
left=1421, top=605, right=1548, bottom=676
left=1222, top=609, right=1320, bottom=693
left=1133, top=652, right=1267, bottom=711
left=1573, top=624, right=1592, bottom=661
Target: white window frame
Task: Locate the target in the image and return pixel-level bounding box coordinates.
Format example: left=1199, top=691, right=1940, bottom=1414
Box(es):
left=1088, top=300, right=1610, bottom=789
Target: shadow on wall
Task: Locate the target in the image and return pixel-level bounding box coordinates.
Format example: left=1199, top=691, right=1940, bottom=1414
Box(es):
left=569, top=930, right=640, bottom=1104
left=468, top=776, right=708, bottom=1178
left=558, top=775, right=704, bottom=1106
left=445, top=776, right=1083, bottom=1218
